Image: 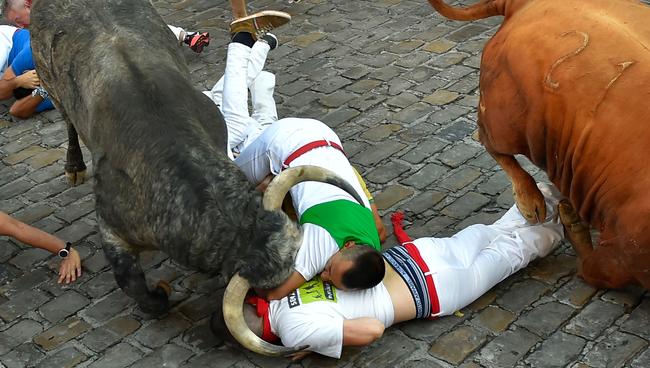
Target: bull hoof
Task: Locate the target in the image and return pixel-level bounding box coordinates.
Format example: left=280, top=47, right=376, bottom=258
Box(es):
left=156, top=280, right=172, bottom=298
left=512, top=183, right=546, bottom=224
left=65, top=169, right=86, bottom=186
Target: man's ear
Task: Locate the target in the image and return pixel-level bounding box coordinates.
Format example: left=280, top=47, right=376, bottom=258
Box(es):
left=343, top=240, right=356, bottom=249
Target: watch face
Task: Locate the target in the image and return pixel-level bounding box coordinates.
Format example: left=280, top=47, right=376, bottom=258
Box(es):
left=58, top=248, right=69, bottom=258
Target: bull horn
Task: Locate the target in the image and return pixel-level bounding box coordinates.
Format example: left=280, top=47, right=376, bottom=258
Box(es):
left=263, top=165, right=365, bottom=210
left=223, top=273, right=308, bottom=356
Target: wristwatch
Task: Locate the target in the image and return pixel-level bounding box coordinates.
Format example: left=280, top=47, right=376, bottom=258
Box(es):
left=31, top=86, right=49, bottom=100
left=58, top=242, right=72, bottom=258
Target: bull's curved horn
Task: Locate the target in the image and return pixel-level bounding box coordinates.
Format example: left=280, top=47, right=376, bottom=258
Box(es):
left=223, top=273, right=308, bottom=356
left=263, top=165, right=365, bottom=210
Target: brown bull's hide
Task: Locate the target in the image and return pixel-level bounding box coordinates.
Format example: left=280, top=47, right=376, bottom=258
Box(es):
left=427, top=0, right=650, bottom=288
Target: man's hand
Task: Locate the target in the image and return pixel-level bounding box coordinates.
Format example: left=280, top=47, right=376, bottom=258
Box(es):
left=16, top=70, right=40, bottom=89
left=58, top=248, right=82, bottom=284
left=288, top=351, right=312, bottom=361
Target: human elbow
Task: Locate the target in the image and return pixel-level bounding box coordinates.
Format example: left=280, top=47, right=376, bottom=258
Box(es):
left=369, top=320, right=385, bottom=341
left=9, top=105, right=33, bottom=119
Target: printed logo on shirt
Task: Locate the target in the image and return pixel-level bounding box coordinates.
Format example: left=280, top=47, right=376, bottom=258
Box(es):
left=287, top=276, right=337, bottom=309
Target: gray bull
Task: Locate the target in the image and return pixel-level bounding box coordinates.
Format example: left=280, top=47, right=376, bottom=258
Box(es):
left=30, top=0, right=361, bottom=354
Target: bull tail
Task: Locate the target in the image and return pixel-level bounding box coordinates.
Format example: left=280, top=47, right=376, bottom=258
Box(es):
left=426, top=0, right=506, bottom=21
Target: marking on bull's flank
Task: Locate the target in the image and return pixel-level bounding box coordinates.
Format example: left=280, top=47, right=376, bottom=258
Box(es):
left=544, top=30, right=589, bottom=90
left=594, top=60, right=634, bottom=113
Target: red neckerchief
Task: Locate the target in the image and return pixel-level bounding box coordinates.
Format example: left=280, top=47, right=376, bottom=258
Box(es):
left=245, top=295, right=280, bottom=343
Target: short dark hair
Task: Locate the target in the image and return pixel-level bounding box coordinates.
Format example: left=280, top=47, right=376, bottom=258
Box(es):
left=340, top=246, right=385, bottom=290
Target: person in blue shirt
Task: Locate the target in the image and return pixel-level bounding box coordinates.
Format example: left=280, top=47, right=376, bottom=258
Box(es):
left=0, top=26, right=53, bottom=118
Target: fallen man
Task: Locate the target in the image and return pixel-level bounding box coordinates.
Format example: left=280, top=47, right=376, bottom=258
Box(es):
left=218, top=183, right=565, bottom=359
left=207, top=18, right=387, bottom=299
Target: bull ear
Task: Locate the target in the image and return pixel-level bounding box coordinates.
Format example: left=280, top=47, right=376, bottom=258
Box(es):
left=263, top=165, right=365, bottom=210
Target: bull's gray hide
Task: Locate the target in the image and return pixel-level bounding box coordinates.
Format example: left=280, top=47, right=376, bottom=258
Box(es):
left=29, top=0, right=360, bottom=324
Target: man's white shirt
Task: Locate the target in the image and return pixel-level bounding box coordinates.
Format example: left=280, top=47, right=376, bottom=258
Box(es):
left=268, top=278, right=394, bottom=358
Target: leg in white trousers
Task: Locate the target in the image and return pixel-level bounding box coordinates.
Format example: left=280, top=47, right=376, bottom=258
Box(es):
left=416, top=183, right=566, bottom=316
left=206, top=41, right=274, bottom=154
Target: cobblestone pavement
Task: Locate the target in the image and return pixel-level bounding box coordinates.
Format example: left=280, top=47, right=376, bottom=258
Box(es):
left=1, top=0, right=649, bottom=367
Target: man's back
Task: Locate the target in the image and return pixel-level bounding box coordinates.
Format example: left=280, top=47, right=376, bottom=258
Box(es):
left=268, top=276, right=393, bottom=358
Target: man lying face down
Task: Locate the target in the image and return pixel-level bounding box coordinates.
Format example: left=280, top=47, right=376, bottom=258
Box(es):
left=209, top=22, right=388, bottom=299
left=218, top=183, right=566, bottom=359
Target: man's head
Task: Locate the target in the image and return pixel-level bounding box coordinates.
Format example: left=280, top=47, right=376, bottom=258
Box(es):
left=2, top=0, right=31, bottom=28
left=320, top=241, right=385, bottom=290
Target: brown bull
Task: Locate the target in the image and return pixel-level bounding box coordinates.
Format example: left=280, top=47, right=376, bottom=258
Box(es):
left=427, top=0, right=650, bottom=289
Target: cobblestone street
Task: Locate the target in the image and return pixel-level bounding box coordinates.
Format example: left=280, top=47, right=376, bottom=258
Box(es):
left=1, top=0, right=649, bottom=367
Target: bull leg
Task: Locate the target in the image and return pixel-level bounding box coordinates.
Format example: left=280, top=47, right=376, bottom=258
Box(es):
left=65, top=122, right=87, bottom=186
left=488, top=150, right=546, bottom=223
left=577, top=243, right=634, bottom=289
left=100, top=226, right=170, bottom=316
left=231, top=0, right=248, bottom=18
left=558, top=199, right=593, bottom=258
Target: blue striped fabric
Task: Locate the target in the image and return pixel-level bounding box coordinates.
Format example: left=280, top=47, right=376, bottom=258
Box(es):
left=383, top=245, right=432, bottom=319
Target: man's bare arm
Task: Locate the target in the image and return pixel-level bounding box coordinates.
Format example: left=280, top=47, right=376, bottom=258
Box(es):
left=342, top=317, right=385, bottom=346
left=265, top=270, right=307, bottom=300
left=0, top=68, right=38, bottom=100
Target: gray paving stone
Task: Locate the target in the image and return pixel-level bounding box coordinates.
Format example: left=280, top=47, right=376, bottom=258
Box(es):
left=9, top=248, right=51, bottom=270
left=353, top=330, right=418, bottom=368
left=0, top=239, right=17, bottom=263
left=437, top=142, right=481, bottom=167
left=321, top=107, right=360, bottom=128
left=471, top=306, right=515, bottom=333
left=83, top=290, right=133, bottom=323
left=631, top=346, right=650, bottom=368
left=0, top=319, right=43, bottom=355
left=429, top=326, right=488, bottom=365
left=393, top=103, right=436, bottom=124
left=401, top=314, right=467, bottom=342
left=374, top=185, right=415, bottom=211
left=428, top=105, right=471, bottom=125
left=601, top=286, right=646, bottom=309
left=516, top=302, right=575, bottom=337
left=134, top=313, right=191, bottom=348
left=440, top=192, right=490, bottom=219
left=498, top=279, right=550, bottom=314
left=365, top=161, right=411, bottom=184
left=87, top=342, right=143, bottom=368
left=180, top=347, right=243, bottom=368
left=582, top=331, right=646, bottom=368
left=0, top=289, right=50, bottom=322
left=182, top=321, right=222, bottom=350
left=130, top=344, right=194, bottom=368
left=0, top=343, right=44, bottom=368
left=0, top=178, right=34, bottom=200
left=620, top=297, right=650, bottom=340
left=34, top=347, right=87, bottom=368
left=400, top=163, right=448, bottom=190
left=525, top=331, right=586, bottom=368
left=439, top=167, right=481, bottom=191
left=39, top=290, right=90, bottom=323
left=0, top=262, right=20, bottom=286
left=436, top=119, right=477, bottom=141
left=353, top=141, right=406, bottom=166
left=476, top=328, right=540, bottom=368
left=564, top=300, right=625, bottom=339
left=554, top=277, right=599, bottom=308
left=54, top=196, right=95, bottom=223
left=402, top=191, right=447, bottom=215
left=54, top=220, right=96, bottom=244
left=34, top=317, right=91, bottom=351
left=82, top=316, right=141, bottom=352
left=401, top=138, right=449, bottom=164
